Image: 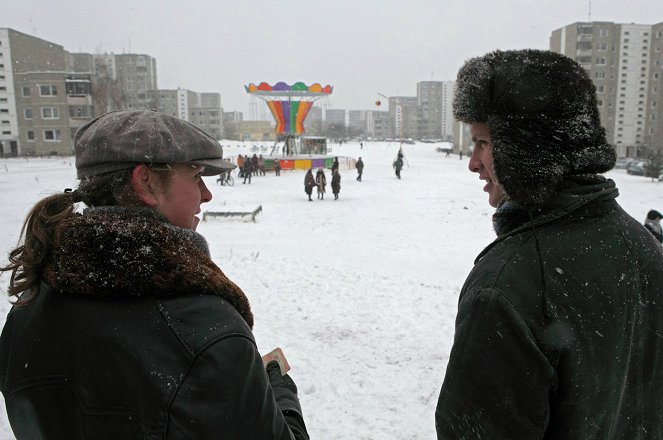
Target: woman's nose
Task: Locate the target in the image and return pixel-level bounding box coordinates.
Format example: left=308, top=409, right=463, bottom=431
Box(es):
left=200, top=180, right=213, bottom=203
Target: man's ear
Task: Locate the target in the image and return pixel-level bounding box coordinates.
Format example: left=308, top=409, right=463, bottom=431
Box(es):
left=131, top=164, right=159, bottom=207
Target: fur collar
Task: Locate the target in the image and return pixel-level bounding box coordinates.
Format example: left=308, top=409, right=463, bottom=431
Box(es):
left=44, top=206, right=253, bottom=328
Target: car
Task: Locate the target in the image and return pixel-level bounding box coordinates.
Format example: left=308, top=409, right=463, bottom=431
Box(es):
left=614, top=157, right=636, bottom=169
left=626, top=161, right=647, bottom=176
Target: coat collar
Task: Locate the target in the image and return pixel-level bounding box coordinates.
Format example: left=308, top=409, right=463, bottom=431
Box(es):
left=44, top=206, right=254, bottom=328
left=478, top=176, right=619, bottom=262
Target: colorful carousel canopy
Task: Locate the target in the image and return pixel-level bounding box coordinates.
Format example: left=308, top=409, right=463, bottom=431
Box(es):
left=245, top=82, right=334, bottom=135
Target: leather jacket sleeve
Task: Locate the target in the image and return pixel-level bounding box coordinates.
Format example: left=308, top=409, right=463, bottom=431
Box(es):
left=169, top=334, right=309, bottom=440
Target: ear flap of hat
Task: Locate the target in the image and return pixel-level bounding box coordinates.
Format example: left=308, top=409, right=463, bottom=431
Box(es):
left=489, top=115, right=573, bottom=207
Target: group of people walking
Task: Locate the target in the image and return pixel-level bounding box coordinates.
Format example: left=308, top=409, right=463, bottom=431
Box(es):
left=236, top=153, right=269, bottom=184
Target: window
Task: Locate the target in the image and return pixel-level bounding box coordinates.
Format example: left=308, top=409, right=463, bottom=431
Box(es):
left=0, top=86, right=6, bottom=91
left=68, top=105, right=91, bottom=118
left=597, top=57, right=607, bottom=65
left=24, top=108, right=32, bottom=119
left=39, top=85, right=58, bottom=96
left=66, top=81, right=90, bottom=96
left=1, top=131, right=10, bottom=135
left=43, top=129, right=61, bottom=141
left=21, top=86, right=30, bottom=97
left=595, top=71, right=606, bottom=79
left=41, top=107, right=59, bottom=119
left=27, top=130, right=34, bottom=141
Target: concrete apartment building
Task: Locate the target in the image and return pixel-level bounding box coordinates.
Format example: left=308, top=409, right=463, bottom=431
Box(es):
left=551, top=21, right=663, bottom=157
left=150, top=89, right=223, bottom=140
left=324, top=108, right=346, bottom=128
left=302, top=105, right=322, bottom=135
left=0, top=28, right=93, bottom=156
left=387, top=96, right=418, bottom=140
left=416, top=80, right=455, bottom=141
left=68, top=52, right=158, bottom=113
left=366, top=110, right=390, bottom=140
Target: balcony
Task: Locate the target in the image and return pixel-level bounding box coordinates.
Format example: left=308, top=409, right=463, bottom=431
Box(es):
left=577, top=34, right=594, bottom=42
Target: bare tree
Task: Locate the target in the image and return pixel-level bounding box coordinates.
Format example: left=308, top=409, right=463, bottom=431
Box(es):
left=90, top=62, right=126, bottom=116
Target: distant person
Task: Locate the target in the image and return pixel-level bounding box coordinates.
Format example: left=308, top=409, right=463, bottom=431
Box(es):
left=458, top=150, right=463, bottom=160
left=393, top=154, right=403, bottom=179
left=644, top=209, right=663, bottom=243
left=304, top=169, right=315, bottom=201
left=331, top=169, right=341, bottom=200
left=251, top=153, right=259, bottom=175
left=274, top=158, right=281, bottom=176
left=243, top=154, right=252, bottom=184
left=356, top=157, right=364, bottom=182
left=237, top=154, right=245, bottom=178
left=0, top=110, right=309, bottom=439
left=331, top=157, right=339, bottom=175
left=315, top=168, right=327, bottom=200
left=436, top=49, right=663, bottom=439
left=360, top=142, right=363, bottom=149
left=258, top=154, right=266, bottom=176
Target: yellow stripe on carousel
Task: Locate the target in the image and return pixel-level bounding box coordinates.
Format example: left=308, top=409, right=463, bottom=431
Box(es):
left=294, top=159, right=312, bottom=170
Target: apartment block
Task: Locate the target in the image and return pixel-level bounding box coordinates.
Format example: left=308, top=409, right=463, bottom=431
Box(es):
left=325, top=108, right=346, bottom=127
left=0, top=28, right=92, bottom=156
left=551, top=21, right=663, bottom=157
left=149, top=88, right=223, bottom=139
left=366, top=110, right=390, bottom=140
left=646, top=23, right=663, bottom=150
left=304, top=105, right=322, bottom=135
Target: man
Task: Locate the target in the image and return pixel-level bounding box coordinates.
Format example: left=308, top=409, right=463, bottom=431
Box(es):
left=393, top=153, right=403, bottom=179
left=644, top=209, right=663, bottom=243
left=436, top=49, right=663, bottom=439
left=356, top=157, right=364, bottom=181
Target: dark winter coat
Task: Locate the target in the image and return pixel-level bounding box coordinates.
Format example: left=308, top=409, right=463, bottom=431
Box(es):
left=331, top=172, right=341, bottom=194
left=331, top=159, right=339, bottom=174
left=436, top=178, right=663, bottom=439
left=0, top=207, right=308, bottom=440
left=243, top=158, right=253, bottom=174
left=644, top=218, right=663, bottom=243
left=315, top=170, right=326, bottom=194
left=304, top=171, right=315, bottom=195
left=356, top=159, right=364, bottom=172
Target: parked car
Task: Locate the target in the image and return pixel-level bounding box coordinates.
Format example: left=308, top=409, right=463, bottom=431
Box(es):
left=614, top=157, right=636, bottom=169
left=627, top=161, right=647, bottom=176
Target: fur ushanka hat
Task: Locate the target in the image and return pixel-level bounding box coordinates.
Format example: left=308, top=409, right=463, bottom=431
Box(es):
left=453, top=49, right=616, bottom=207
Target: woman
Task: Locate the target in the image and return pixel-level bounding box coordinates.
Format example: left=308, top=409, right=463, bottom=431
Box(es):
left=0, top=110, right=308, bottom=440
left=331, top=169, right=341, bottom=200
left=304, top=169, right=315, bottom=201
left=315, top=168, right=327, bottom=200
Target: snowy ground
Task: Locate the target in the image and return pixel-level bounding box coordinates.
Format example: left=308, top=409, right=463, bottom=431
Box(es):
left=0, top=141, right=661, bottom=439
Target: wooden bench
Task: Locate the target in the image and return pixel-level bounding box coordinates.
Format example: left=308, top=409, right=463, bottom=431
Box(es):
left=202, top=205, right=263, bottom=222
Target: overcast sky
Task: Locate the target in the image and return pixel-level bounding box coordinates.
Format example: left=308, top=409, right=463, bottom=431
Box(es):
left=2, top=0, right=662, bottom=115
